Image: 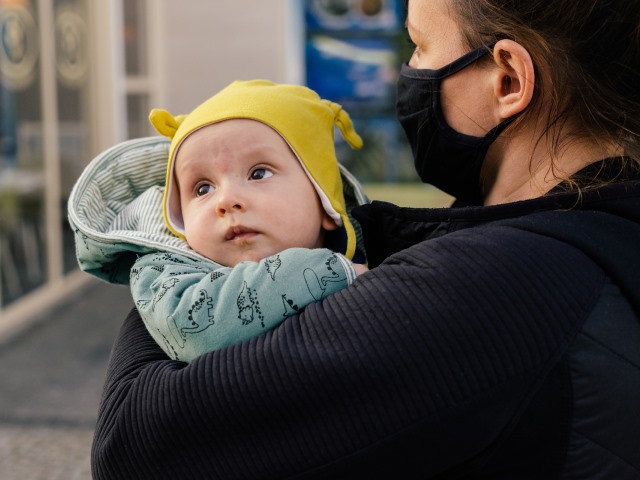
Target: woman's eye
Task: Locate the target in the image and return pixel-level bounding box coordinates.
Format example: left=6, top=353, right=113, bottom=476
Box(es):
left=250, top=168, right=273, bottom=180
left=195, top=183, right=214, bottom=196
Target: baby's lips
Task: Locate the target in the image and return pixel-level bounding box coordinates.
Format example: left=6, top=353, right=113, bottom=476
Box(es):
left=225, top=225, right=257, bottom=240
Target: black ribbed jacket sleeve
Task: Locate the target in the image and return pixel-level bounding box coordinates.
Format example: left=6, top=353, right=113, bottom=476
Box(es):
left=92, top=225, right=603, bottom=479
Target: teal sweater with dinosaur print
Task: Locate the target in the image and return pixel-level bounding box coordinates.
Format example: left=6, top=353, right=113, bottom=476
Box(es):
left=132, top=247, right=355, bottom=361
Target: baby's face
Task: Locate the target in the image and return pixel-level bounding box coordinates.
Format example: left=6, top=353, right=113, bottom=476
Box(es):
left=174, top=119, right=336, bottom=266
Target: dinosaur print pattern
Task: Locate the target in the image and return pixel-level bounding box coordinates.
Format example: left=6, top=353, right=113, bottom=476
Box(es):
left=210, top=271, right=224, bottom=282
left=152, top=277, right=180, bottom=311
left=304, top=254, right=347, bottom=301
left=136, top=299, right=152, bottom=310
left=265, top=255, right=282, bottom=281
left=151, top=265, right=165, bottom=274
left=166, top=289, right=215, bottom=348
left=188, top=289, right=215, bottom=325
left=281, top=294, right=300, bottom=317
left=157, top=327, right=180, bottom=360
left=130, top=266, right=143, bottom=283
left=237, top=281, right=265, bottom=328
left=151, top=253, right=187, bottom=264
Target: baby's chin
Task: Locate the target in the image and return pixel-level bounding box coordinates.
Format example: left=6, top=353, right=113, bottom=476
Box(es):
left=197, top=247, right=280, bottom=267
left=232, top=248, right=281, bottom=266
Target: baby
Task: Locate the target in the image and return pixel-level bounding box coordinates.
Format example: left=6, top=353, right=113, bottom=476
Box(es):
left=132, top=80, right=367, bottom=361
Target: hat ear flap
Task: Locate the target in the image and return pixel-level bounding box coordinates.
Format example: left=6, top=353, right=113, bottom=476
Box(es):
left=149, top=108, right=187, bottom=139
left=325, top=100, right=363, bottom=150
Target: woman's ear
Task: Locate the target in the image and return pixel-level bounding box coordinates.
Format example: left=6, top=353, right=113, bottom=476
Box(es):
left=492, top=39, right=535, bottom=119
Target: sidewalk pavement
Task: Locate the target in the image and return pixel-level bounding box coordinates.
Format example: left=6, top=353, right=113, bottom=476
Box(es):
left=0, top=278, right=133, bottom=480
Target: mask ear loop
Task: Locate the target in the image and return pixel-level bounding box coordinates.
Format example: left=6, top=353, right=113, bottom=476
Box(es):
left=401, top=41, right=499, bottom=80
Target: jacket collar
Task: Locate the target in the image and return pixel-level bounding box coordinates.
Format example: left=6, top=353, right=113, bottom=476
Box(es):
left=353, top=158, right=640, bottom=267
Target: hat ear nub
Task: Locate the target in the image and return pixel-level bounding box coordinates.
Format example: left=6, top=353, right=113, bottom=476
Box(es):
left=324, top=100, right=363, bottom=150
left=149, top=108, right=188, bottom=139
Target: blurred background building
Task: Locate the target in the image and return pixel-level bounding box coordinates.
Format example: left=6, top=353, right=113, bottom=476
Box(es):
left=1, top=0, right=434, bottom=321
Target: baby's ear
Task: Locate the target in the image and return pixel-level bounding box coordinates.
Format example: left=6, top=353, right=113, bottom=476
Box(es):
left=149, top=109, right=187, bottom=139
left=322, top=214, right=339, bottom=232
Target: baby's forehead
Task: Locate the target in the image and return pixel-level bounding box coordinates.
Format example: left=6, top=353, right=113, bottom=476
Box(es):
left=174, top=119, right=300, bottom=173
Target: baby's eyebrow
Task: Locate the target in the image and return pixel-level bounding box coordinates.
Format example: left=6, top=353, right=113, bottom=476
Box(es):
left=173, top=166, right=196, bottom=193
left=174, top=157, right=201, bottom=180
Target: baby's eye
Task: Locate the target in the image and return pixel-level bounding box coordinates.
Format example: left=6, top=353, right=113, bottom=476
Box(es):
left=250, top=168, right=273, bottom=180
left=195, top=183, right=214, bottom=196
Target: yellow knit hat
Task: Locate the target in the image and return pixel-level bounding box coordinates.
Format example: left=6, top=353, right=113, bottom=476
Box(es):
left=149, top=79, right=363, bottom=259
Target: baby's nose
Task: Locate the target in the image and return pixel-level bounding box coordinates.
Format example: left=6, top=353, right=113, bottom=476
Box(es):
left=215, top=188, right=245, bottom=216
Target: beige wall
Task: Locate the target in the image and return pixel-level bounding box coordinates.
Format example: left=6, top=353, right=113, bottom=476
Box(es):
left=155, top=0, right=302, bottom=115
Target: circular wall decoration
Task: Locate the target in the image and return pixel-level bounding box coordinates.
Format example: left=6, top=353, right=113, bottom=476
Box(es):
left=360, top=0, right=384, bottom=16
left=55, top=9, right=88, bottom=88
left=310, top=0, right=356, bottom=28
left=316, top=0, right=354, bottom=17
left=0, top=5, right=39, bottom=91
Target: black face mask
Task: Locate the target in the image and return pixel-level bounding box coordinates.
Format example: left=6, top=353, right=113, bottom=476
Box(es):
left=396, top=43, right=514, bottom=205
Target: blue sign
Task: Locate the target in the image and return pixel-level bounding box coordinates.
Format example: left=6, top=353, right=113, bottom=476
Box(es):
left=304, top=0, right=413, bottom=182
left=306, top=35, right=398, bottom=109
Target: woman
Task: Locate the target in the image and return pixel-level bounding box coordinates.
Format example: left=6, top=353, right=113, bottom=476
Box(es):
left=90, top=0, right=640, bottom=478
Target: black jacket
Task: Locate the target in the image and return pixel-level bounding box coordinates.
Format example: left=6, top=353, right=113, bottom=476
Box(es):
left=92, top=170, right=640, bottom=479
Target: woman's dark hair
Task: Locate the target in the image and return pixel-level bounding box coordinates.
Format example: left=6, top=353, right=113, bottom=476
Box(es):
left=451, top=0, right=640, bottom=168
